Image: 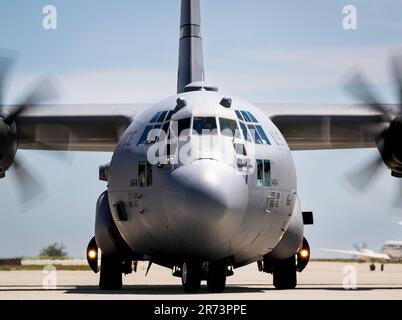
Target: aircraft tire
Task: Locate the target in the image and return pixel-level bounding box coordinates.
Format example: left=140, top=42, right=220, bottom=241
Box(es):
left=181, top=262, right=202, bottom=293
left=99, top=254, right=123, bottom=290
left=273, top=255, right=297, bottom=290
left=207, top=261, right=227, bottom=293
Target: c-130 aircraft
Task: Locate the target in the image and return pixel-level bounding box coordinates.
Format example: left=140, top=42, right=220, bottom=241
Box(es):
left=0, top=0, right=400, bottom=293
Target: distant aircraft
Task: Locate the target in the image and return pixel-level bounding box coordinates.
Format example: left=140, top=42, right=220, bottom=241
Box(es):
left=321, top=240, right=402, bottom=271
left=1, top=0, right=402, bottom=293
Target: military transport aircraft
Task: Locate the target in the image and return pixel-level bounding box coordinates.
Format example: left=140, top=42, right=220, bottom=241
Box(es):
left=321, top=225, right=402, bottom=272
left=0, top=0, right=400, bottom=293
left=322, top=241, right=402, bottom=272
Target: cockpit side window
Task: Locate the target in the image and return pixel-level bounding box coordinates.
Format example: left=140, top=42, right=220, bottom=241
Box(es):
left=150, top=112, right=161, bottom=123
left=257, top=160, right=263, bottom=187
left=240, top=122, right=252, bottom=142
left=138, top=161, right=152, bottom=187
left=162, top=121, right=170, bottom=134
left=255, top=125, right=271, bottom=145
left=235, top=110, right=244, bottom=121
left=256, top=159, right=271, bottom=187
left=264, top=160, right=271, bottom=186
left=241, top=111, right=252, bottom=122
left=193, top=117, right=217, bottom=135
left=137, top=125, right=154, bottom=146
left=247, top=111, right=259, bottom=123
left=157, top=111, right=168, bottom=123
left=219, top=118, right=241, bottom=138
left=248, top=124, right=263, bottom=144
left=165, top=110, right=175, bottom=122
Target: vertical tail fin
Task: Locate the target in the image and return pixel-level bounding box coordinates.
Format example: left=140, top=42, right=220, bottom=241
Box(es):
left=177, top=0, right=205, bottom=93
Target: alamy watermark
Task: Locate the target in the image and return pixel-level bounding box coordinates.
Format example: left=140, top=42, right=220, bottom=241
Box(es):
left=342, top=265, right=357, bottom=290
left=42, top=5, right=58, bottom=30
left=42, top=264, right=58, bottom=289
left=343, top=5, right=357, bottom=30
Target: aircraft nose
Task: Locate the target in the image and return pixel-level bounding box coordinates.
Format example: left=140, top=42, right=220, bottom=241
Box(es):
left=163, top=160, right=248, bottom=251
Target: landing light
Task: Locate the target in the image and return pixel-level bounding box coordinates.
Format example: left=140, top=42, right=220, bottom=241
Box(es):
left=300, top=249, right=309, bottom=258
left=88, top=250, right=97, bottom=260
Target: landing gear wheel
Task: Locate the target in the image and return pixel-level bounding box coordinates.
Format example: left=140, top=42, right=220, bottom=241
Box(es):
left=181, top=262, right=202, bottom=293
left=381, top=264, right=384, bottom=271
left=273, top=255, right=297, bottom=290
left=99, top=254, right=122, bottom=290
left=369, top=264, right=376, bottom=272
left=207, top=261, right=227, bottom=293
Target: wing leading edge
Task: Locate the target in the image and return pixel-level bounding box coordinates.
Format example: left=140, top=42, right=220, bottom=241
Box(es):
left=12, top=104, right=148, bottom=152
left=320, top=248, right=390, bottom=260
left=259, top=103, right=391, bottom=151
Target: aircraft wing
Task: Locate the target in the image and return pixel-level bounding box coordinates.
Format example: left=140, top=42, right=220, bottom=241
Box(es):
left=10, top=102, right=393, bottom=153
left=320, top=248, right=391, bottom=260
left=259, top=103, right=390, bottom=151
left=12, top=104, right=149, bottom=152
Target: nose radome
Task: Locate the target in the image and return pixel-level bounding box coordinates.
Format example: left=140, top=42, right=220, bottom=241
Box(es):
left=163, top=160, right=248, bottom=249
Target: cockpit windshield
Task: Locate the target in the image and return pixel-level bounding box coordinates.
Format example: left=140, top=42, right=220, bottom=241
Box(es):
left=193, top=117, right=217, bottom=135
left=219, top=118, right=241, bottom=138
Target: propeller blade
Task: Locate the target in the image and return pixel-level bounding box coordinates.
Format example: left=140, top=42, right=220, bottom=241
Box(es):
left=344, top=155, right=384, bottom=192
left=34, top=141, right=74, bottom=164
left=343, top=67, right=396, bottom=122
left=390, top=53, right=402, bottom=114
left=392, top=180, right=402, bottom=208
left=0, top=55, right=16, bottom=108
left=12, top=156, right=45, bottom=205
left=4, top=77, right=59, bottom=124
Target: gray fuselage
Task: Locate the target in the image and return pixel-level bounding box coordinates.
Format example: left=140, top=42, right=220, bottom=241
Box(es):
left=107, top=90, right=301, bottom=267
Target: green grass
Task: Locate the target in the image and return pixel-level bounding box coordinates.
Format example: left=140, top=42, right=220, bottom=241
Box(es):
left=0, top=265, right=91, bottom=271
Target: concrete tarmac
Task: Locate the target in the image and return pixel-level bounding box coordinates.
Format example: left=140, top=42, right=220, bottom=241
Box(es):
left=0, top=262, right=402, bottom=300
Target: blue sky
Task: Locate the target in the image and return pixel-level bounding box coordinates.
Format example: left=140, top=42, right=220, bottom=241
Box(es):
left=1, top=0, right=402, bottom=258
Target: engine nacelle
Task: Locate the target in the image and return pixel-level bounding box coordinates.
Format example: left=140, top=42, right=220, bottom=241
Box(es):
left=377, top=117, right=402, bottom=177
left=95, top=190, right=132, bottom=258
left=0, top=119, right=17, bottom=178
left=266, top=209, right=304, bottom=261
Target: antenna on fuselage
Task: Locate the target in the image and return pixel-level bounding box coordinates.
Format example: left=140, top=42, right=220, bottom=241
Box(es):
left=177, top=0, right=205, bottom=93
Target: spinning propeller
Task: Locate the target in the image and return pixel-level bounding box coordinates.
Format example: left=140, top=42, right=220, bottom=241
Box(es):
left=344, top=52, right=402, bottom=206
left=0, top=53, right=59, bottom=204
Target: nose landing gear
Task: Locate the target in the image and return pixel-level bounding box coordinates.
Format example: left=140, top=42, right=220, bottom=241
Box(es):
left=180, top=260, right=231, bottom=293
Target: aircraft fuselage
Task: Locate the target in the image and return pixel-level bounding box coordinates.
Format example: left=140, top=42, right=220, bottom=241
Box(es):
left=107, top=90, right=302, bottom=267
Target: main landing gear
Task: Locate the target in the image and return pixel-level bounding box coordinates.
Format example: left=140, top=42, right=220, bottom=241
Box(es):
left=272, top=256, right=297, bottom=290
left=259, top=240, right=310, bottom=290
left=369, top=263, right=385, bottom=272
left=98, top=254, right=133, bottom=290
left=99, top=254, right=123, bottom=290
